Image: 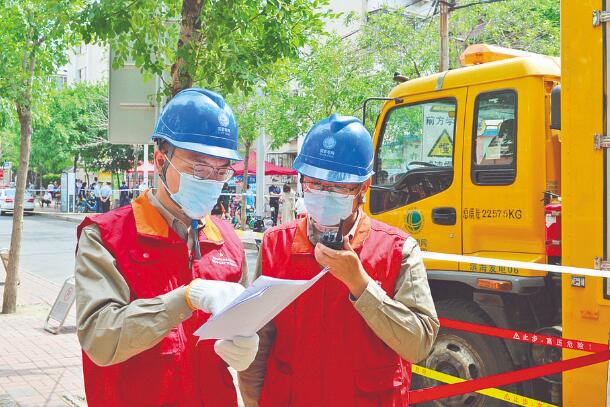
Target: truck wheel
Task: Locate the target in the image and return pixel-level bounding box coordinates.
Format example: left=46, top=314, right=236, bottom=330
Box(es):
left=411, top=298, right=518, bottom=406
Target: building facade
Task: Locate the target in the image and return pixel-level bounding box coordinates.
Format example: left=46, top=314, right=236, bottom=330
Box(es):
left=57, top=43, right=109, bottom=88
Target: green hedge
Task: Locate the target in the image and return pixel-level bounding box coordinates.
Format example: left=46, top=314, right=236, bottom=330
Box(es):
left=42, top=174, right=61, bottom=185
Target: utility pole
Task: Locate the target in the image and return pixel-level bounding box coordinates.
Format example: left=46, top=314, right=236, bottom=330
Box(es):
left=439, top=0, right=451, bottom=71
left=255, top=88, right=266, bottom=218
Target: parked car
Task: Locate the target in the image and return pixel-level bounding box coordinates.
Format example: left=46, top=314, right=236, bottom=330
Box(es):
left=0, top=189, right=35, bottom=215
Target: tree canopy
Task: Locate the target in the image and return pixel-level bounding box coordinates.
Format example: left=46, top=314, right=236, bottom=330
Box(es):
left=77, top=0, right=333, bottom=96
left=239, top=0, right=560, bottom=149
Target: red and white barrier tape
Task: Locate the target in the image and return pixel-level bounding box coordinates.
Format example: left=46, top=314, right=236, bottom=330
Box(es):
left=411, top=318, right=610, bottom=404
left=439, top=318, right=608, bottom=353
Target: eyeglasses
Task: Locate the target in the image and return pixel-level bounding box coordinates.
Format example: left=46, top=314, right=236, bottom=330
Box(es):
left=171, top=155, right=234, bottom=182
left=302, top=181, right=362, bottom=195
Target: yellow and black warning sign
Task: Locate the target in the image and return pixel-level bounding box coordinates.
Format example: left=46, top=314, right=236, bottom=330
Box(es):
left=428, top=130, right=453, bottom=158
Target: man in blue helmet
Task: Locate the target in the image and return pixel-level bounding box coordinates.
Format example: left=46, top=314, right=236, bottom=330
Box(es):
left=239, top=114, right=439, bottom=406
left=75, top=88, right=259, bottom=407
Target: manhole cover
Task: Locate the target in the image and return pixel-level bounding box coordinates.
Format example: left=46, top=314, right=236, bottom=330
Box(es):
left=0, top=394, right=16, bottom=407
left=61, top=394, right=87, bottom=407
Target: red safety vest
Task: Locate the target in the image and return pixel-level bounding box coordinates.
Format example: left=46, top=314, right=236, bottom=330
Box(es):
left=76, top=193, right=244, bottom=407
left=259, top=214, right=412, bottom=406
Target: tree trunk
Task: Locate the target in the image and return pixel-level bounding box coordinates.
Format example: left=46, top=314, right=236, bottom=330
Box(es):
left=171, top=0, right=204, bottom=97
left=3, top=101, right=33, bottom=314
left=241, top=142, right=251, bottom=230
left=73, top=153, right=78, bottom=176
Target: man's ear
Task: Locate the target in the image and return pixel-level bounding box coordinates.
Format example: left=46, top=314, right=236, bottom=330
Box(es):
left=359, top=179, right=372, bottom=204
left=153, top=150, right=166, bottom=172
left=360, top=178, right=372, bottom=194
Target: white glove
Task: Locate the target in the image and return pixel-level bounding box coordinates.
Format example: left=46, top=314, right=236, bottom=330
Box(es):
left=187, top=279, right=244, bottom=314
left=214, top=335, right=260, bottom=372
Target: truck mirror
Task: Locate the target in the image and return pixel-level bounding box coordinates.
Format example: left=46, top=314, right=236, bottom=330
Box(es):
left=361, top=97, right=403, bottom=128
left=551, top=85, right=561, bottom=130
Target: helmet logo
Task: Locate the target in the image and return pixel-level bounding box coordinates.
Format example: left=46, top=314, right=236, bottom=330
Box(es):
left=322, top=136, right=336, bottom=150
left=218, top=111, right=230, bottom=127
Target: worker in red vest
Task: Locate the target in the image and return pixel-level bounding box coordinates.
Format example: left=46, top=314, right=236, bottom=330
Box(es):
left=75, top=88, right=259, bottom=407
left=238, top=115, right=440, bottom=406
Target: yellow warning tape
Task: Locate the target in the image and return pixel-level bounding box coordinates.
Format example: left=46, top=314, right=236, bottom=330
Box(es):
left=412, top=364, right=558, bottom=407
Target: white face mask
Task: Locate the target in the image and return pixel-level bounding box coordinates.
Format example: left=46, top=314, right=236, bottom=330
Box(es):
left=162, top=156, right=224, bottom=219
left=304, top=189, right=355, bottom=226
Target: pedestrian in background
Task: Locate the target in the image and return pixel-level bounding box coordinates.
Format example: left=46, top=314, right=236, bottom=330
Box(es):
left=99, top=182, right=112, bottom=213
left=295, top=193, right=306, bottom=219
left=42, top=191, right=52, bottom=208
left=92, top=178, right=101, bottom=213
left=279, top=184, right=295, bottom=224
left=245, top=183, right=255, bottom=211
left=219, top=182, right=231, bottom=220
left=268, top=181, right=281, bottom=225
left=76, top=179, right=83, bottom=198
left=47, top=182, right=55, bottom=199
left=119, top=181, right=129, bottom=207
left=75, top=88, right=258, bottom=407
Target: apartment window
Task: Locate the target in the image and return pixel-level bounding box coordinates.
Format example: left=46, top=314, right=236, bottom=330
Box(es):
left=76, top=67, right=87, bottom=83
left=55, top=75, right=67, bottom=90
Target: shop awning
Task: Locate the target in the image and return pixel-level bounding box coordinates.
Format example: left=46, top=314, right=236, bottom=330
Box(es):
left=232, top=151, right=297, bottom=176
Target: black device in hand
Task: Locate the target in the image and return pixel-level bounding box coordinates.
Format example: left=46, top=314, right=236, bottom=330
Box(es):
left=320, top=219, right=345, bottom=250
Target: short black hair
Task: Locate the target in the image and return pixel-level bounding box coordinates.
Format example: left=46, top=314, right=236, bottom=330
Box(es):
left=155, top=139, right=171, bottom=154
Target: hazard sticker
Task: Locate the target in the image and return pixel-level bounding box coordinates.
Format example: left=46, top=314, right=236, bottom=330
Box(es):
left=428, top=130, right=453, bottom=158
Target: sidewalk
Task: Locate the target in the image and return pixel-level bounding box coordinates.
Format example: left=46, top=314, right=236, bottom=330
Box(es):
left=0, top=272, right=85, bottom=407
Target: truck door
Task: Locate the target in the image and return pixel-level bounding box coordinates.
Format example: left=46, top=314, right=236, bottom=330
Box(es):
left=462, top=80, right=547, bottom=272
left=367, top=88, right=466, bottom=268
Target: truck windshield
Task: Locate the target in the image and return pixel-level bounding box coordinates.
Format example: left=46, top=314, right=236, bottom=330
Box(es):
left=375, top=98, right=456, bottom=186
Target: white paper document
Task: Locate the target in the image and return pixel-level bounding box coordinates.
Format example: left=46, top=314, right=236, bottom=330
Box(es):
left=194, top=269, right=328, bottom=340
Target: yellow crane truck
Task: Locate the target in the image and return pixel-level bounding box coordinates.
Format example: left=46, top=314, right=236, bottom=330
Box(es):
left=364, top=1, right=610, bottom=405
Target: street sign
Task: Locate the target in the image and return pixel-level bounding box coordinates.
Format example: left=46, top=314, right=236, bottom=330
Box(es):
left=108, top=48, right=161, bottom=144
left=44, top=276, right=76, bottom=334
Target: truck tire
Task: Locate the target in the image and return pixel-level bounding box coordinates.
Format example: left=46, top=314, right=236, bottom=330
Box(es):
left=411, top=298, right=518, bottom=406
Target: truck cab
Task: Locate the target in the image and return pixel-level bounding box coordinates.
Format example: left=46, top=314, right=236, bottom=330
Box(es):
left=365, top=45, right=563, bottom=404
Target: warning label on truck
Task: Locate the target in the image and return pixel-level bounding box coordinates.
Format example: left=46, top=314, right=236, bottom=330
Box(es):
left=423, top=105, right=454, bottom=166
left=428, top=130, right=453, bottom=158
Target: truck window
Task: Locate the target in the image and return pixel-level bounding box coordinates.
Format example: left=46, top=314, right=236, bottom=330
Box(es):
left=370, top=98, right=456, bottom=214
left=472, top=90, right=517, bottom=185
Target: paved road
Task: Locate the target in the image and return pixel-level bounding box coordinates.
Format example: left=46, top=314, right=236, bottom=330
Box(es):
left=0, top=214, right=77, bottom=285
left=0, top=214, right=258, bottom=286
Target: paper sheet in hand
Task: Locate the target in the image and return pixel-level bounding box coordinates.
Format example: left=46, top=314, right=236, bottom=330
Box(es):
left=194, top=269, right=327, bottom=340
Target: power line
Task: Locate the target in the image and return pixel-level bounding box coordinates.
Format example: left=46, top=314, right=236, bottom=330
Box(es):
left=451, top=0, right=507, bottom=11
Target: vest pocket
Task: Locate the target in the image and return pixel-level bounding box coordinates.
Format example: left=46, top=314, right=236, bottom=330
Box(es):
left=354, top=364, right=407, bottom=406
left=116, top=327, right=187, bottom=406
left=261, top=356, right=293, bottom=406
left=159, top=325, right=186, bottom=355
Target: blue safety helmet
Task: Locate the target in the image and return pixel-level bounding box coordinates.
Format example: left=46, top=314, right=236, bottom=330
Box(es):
left=152, top=88, right=242, bottom=161
left=293, top=114, right=374, bottom=183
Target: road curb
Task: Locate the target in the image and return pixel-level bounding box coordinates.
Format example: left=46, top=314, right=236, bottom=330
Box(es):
left=32, top=211, right=88, bottom=224
left=30, top=212, right=263, bottom=249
